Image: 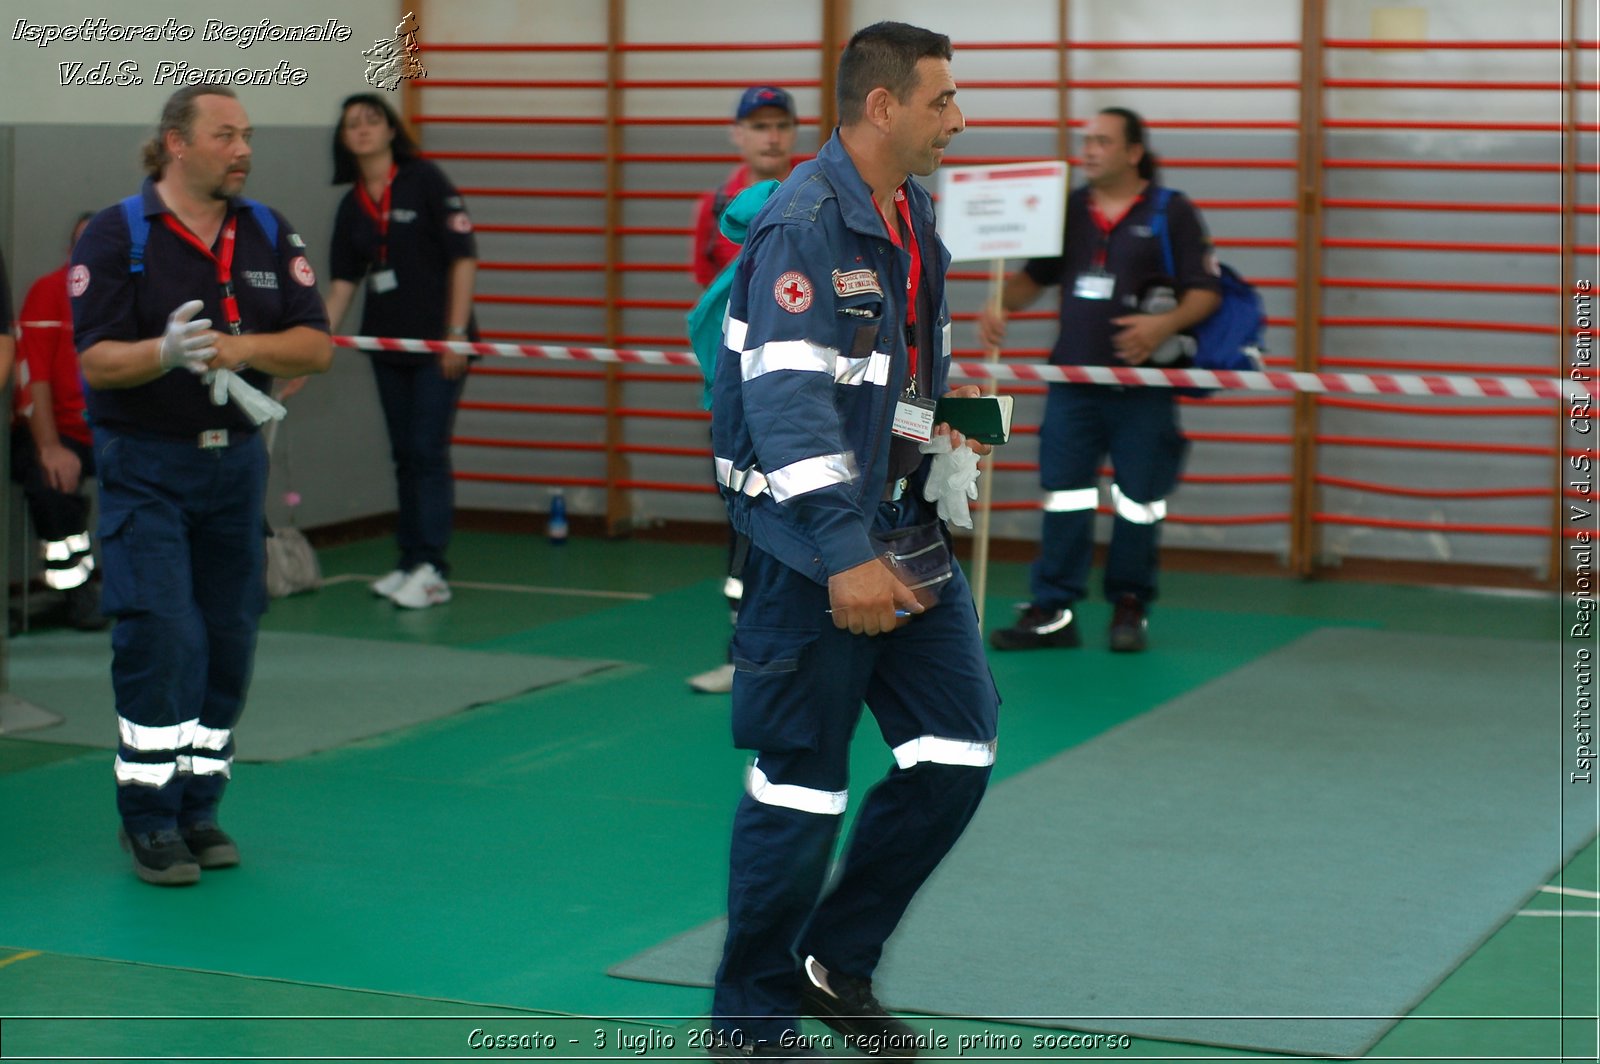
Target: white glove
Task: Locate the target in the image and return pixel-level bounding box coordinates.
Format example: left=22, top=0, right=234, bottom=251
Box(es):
left=158, top=300, right=217, bottom=373
left=203, top=368, right=286, bottom=424
left=918, top=434, right=982, bottom=529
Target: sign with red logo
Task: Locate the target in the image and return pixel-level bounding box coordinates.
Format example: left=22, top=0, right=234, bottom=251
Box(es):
left=68, top=264, right=90, bottom=297
left=289, top=256, right=316, bottom=287
left=773, top=271, right=813, bottom=313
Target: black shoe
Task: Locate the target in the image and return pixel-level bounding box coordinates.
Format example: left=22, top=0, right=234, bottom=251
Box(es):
left=704, top=1029, right=826, bottom=1062
left=1108, top=594, right=1148, bottom=653
left=798, top=956, right=918, bottom=1059
left=181, top=822, right=240, bottom=869
left=118, top=827, right=200, bottom=886
left=988, top=604, right=1080, bottom=651
left=64, top=586, right=109, bottom=631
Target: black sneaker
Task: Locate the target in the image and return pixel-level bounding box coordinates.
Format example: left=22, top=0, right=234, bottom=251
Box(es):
left=1108, top=594, right=1148, bottom=653
left=988, top=604, right=1080, bottom=651
left=798, top=956, right=919, bottom=1059
left=118, top=827, right=200, bottom=886
left=181, top=822, right=240, bottom=869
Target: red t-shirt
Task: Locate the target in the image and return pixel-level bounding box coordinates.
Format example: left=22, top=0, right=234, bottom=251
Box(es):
left=16, top=264, right=90, bottom=446
left=690, top=165, right=752, bottom=288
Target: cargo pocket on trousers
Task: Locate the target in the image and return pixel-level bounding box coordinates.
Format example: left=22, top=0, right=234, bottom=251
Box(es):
left=95, top=508, right=142, bottom=616
left=729, top=625, right=822, bottom=753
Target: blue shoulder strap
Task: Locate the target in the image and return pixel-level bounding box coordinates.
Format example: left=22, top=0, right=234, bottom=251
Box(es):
left=120, top=195, right=150, bottom=275
left=1148, top=186, right=1176, bottom=279
left=121, top=194, right=279, bottom=274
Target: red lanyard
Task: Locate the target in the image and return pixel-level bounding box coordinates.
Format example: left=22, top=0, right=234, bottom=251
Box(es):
left=354, top=164, right=397, bottom=265
left=882, top=186, right=922, bottom=384
left=161, top=213, right=241, bottom=334
left=1087, top=191, right=1141, bottom=269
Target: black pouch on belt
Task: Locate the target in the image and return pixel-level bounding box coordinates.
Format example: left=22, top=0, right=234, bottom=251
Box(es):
left=870, top=520, right=953, bottom=610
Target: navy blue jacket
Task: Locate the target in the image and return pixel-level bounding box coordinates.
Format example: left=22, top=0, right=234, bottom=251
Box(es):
left=711, top=132, right=953, bottom=585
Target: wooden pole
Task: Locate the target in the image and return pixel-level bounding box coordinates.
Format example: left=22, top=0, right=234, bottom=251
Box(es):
left=1289, top=0, right=1326, bottom=577
left=1057, top=0, right=1072, bottom=163
left=602, top=0, right=630, bottom=536
left=820, top=0, right=851, bottom=138
left=970, top=259, right=1006, bottom=629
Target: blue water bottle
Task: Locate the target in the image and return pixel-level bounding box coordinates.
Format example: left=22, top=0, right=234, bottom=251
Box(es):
left=547, top=489, right=569, bottom=546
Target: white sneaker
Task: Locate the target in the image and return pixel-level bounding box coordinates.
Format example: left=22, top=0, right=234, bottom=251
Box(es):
left=370, top=569, right=408, bottom=597
left=389, top=564, right=452, bottom=609
left=687, top=662, right=736, bottom=694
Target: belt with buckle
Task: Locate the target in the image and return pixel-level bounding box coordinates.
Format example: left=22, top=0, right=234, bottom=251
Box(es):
left=198, top=430, right=230, bottom=449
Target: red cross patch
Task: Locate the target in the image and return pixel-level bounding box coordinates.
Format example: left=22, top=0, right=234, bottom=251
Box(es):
left=289, top=256, right=316, bottom=287
left=773, top=271, right=813, bottom=314
left=68, top=264, right=90, bottom=297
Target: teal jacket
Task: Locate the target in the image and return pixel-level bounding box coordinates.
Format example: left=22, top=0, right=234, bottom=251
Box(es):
left=686, top=180, right=780, bottom=409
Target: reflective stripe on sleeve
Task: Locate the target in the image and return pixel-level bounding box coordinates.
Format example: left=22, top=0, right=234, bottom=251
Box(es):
left=891, top=736, right=998, bottom=771
left=725, top=315, right=748, bottom=352
left=835, top=352, right=892, bottom=388
left=742, top=340, right=836, bottom=382
left=765, top=452, right=856, bottom=503
left=746, top=762, right=847, bottom=816
left=715, top=457, right=770, bottom=498
left=114, top=756, right=177, bottom=788
left=1111, top=484, right=1167, bottom=525
left=1042, top=488, right=1099, bottom=513
left=118, top=717, right=198, bottom=754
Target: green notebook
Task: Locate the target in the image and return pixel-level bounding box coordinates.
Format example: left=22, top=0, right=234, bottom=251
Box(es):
left=933, top=394, right=1013, bottom=445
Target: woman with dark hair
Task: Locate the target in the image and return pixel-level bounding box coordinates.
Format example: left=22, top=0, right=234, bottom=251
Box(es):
left=325, top=92, right=478, bottom=610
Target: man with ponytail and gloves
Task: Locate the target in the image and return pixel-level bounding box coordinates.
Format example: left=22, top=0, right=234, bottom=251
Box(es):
left=71, top=85, right=331, bottom=886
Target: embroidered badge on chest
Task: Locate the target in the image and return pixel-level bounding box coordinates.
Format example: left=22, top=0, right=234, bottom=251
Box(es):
left=832, top=268, right=882, bottom=298
left=773, top=271, right=814, bottom=314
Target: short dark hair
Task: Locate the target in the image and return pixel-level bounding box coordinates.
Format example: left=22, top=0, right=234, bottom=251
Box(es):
left=141, top=85, right=238, bottom=177
left=1098, top=107, right=1160, bottom=182
left=332, top=93, right=420, bottom=185
left=836, top=21, right=953, bottom=127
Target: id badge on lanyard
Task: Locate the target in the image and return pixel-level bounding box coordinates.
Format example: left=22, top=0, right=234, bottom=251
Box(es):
left=357, top=165, right=398, bottom=294
left=1074, top=271, right=1115, bottom=301
left=886, top=185, right=935, bottom=442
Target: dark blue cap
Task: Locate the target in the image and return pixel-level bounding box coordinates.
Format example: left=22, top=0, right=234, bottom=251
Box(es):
left=735, top=85, right=795, bottom=120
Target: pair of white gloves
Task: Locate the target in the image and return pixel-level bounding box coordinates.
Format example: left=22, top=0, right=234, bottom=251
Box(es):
left=159, top=299, right=286, bottom=425
left=918, top=434, right=983, bottom=529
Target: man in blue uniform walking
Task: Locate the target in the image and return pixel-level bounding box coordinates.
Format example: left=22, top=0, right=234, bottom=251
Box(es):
left=72, top=85, right=333, bottom=885
left=709, top=22, right=999, bottom=1060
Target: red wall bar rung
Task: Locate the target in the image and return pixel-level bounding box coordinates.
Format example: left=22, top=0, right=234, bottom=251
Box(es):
left=1317, top=435, right=1550, bottom=457
left=1321, top=277, right=1561, bottom=296
left=1323, top=238, right=1559, bottom=254
left=1316, top=476, right=1551, bottom=499
left=1313, top=514, right=1549, bottom=537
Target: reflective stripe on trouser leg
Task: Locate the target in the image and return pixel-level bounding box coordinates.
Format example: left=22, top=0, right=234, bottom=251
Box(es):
left=1030, top=384, right=1108, bottom=609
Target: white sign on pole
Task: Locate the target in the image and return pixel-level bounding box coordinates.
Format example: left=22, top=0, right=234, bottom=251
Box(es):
left=936, top=161, right=1070, bottom=264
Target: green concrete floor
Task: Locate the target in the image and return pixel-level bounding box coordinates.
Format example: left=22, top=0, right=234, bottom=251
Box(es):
left=0, top=532, right=1591, bottom=1061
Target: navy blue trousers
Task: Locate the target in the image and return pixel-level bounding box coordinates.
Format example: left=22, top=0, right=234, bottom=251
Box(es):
left=713, top=498, right=1000, bottom=1047
left=94, top=430, right=268, bottom=835
left=371, top=357, right=465, bottom=576
left=1030, top=383, right=1188, bottom=609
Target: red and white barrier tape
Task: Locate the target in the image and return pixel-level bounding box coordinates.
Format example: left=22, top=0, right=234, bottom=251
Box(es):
left=334, top=335, right=1595, bottom=402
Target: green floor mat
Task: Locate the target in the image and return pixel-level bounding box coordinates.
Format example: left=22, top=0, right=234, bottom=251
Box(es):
left=5, top=630, right=617, bottom=761
left=610, top=627, right=1590, bottom=1058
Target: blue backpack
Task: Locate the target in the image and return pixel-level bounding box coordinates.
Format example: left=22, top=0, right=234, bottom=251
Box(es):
left=1148, top=187, right=1265, bottom=372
